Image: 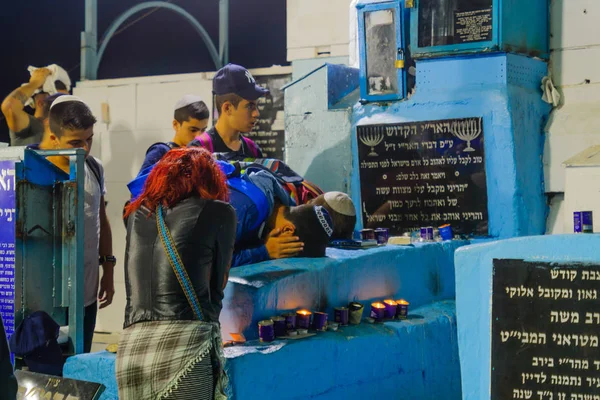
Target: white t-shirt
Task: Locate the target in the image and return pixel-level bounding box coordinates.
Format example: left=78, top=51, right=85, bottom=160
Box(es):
left=83, top=158, right=105, bottom=307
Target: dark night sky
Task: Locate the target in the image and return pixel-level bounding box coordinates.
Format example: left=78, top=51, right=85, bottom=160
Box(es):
left=0, top=0, right=288, bottom=142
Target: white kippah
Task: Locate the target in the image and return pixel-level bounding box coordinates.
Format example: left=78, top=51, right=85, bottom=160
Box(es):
left=324, top=191, right=356, bottom=217
left=174, top=94, right=204, bottom=111
left=49, top=95, right=87, bottom=110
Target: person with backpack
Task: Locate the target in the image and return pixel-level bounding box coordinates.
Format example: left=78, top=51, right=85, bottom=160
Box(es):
left=127, top=157, right=334, bottom=267
left=137, top=95, right=210, bottom=173
left=30, top=95, right=115, bottom=353
left=188, top=64, right=266, bottom=158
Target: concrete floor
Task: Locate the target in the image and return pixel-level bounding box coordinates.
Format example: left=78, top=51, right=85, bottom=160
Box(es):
left=90, top=331, right=120, bottom=353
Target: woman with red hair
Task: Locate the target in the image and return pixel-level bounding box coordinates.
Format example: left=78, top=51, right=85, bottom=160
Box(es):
left=117, top=147, right=236, bottom=400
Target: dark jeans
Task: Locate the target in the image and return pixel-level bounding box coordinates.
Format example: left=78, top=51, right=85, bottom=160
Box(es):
left=83, top=302, right=98, bottom=353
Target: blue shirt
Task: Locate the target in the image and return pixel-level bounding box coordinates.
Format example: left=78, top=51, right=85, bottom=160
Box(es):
left=127, top=160, right=291, bottom=268
left=138, top=142, right=179, bottom=175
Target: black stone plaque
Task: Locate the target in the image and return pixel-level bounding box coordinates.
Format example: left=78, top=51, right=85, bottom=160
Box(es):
left=15, top=370, right=105, bottom=399
left=492, top=259, right=600, bottom=400
left=243, top=74, right=291, bottom=160
left=357, top=117, right=487, bottom=236
left=454, top=8, right=493, bottom=44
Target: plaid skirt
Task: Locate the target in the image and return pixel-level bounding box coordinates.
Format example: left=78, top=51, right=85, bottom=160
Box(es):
left=116, top=320, right=228, bottom=400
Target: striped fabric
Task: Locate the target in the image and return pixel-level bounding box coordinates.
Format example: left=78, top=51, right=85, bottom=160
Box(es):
left=116, top=320, right=228, bottom=400
left=162, top=356, right=213, bottom=400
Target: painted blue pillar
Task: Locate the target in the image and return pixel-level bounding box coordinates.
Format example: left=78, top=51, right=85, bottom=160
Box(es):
left=351, top=53, right=551, bottom=239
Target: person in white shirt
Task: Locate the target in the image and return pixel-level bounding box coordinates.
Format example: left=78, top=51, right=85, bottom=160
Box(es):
left=36, top=95, right=115, bottom=353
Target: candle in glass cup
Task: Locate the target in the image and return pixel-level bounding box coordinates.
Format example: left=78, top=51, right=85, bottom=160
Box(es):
left=334, top=307, right=349, bottom=326
left=283, top=312, right=297, bottom=331
left=296, top=310, right=312, bottom=329
left=370, top=302, right=386, bottom=322
left=383, top=299, right=398, bottom=319
left=272, top=316, right=286, bottom=337
left=396, top=299, right=410, bottom=320
left=312, top=312, right=328, bottom=331
left=258, top=320, right=275, bottom=342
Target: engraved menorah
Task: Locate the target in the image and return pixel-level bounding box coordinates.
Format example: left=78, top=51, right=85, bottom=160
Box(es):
left=450, top=118, right=482, bottom=152
left=359, top=127, right=384, bottom=157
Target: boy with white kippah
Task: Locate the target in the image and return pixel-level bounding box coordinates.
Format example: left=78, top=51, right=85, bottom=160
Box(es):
left=308, top=191, right=357, bottom=239
left=30, top=95, right=115, bottom=353
left=137, top=95, right=210, bottom=173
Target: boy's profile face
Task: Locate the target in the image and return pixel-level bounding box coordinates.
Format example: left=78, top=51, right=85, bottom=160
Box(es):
left=223, top=99, right=259, bottom=133
left=173, top=117, right=208, bottom=145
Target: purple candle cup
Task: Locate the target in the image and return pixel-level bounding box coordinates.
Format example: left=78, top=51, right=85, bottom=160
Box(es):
left=283, top=312, right=297, bottom=331
left=272, top=316, right=286, bottom=337
left=334, top=307, right=349, bottom=326
left=370, top=302, right=386, bottom=323
left=312, top=312, right=328, bottom=331
left=296, top=310, right=312, bottom=329
left=259, top=320, right=275, bottom=342
left=383, top=300, right=398, bottom=319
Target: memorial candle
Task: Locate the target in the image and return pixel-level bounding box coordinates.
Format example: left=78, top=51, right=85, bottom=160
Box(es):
left=334, top=307, right=349, bottom=326
left=283, top=312, right=297, bottom=330
left=272, top=316, right=286, bottom=337
left=348, top=302, right=364, bottom=325
left=370, top=302, right=386, bottom=322
left=258, top=320, right=275, bottom=342
left=383, top=299, right=398, bottom=319
left=312, top=312, right=328, bottom=331
left=396, top=299, right=409, bottom=320
left=296, top=310, right=312, bottom=329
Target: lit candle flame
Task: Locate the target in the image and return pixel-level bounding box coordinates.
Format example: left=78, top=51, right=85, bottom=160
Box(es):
left=396, top=299, right=409, bottom=305
left=297, top=310, right=312, bottom=316
left=384, top=299, right=397, bottom=306
left=372, top=302, right=386, bottom=309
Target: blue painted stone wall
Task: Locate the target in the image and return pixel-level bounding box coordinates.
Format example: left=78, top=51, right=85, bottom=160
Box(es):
left=220, top=241, right=467, bottom=341
left=351, top=53, right=551, bottom=239
left=455, top=234, right=600, bottom=400
left=63, top=301, right=462, bottom=400
left=225, top=301, right=461, bottom=400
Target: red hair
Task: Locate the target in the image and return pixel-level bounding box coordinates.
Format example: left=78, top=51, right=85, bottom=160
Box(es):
left=125, top=147, right=229, bottom=217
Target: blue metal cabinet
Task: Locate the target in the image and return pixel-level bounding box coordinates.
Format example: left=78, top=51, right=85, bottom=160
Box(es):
left=357, top=0, right=407, bottom=102
left=12, top=149, right=86, bottom=354
left=409, top=0, right=549, bottom=59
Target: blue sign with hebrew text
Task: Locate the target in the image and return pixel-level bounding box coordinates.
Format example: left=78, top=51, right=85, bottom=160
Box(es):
left=0, top=160, right=16, bottom=339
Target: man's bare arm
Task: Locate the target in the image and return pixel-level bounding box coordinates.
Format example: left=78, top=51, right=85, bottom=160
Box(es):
left=1, top=68, right=51, bottom=132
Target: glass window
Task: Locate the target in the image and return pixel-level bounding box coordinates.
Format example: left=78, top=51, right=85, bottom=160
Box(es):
left=418, top=0, right=493, bottom=48
left=365, top=9, right=398, bottom=95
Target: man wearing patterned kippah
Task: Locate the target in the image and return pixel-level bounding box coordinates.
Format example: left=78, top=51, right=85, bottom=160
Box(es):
left=214, top=161, right=334, bottom=268
left=308, top=191, right=357, bottom=239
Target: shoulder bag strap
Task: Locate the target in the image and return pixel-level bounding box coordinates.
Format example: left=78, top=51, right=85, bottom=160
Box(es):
left=155, top=204, right=204, bottom=321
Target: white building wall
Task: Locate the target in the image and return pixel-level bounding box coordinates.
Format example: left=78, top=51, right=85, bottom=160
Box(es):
left=545, top=0, right=600, bottom=233
left=74, top=67, right=291, bottom=333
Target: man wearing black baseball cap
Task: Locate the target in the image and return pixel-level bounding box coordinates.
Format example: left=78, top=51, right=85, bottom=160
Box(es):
left=189, top=64, right=268, bottom=158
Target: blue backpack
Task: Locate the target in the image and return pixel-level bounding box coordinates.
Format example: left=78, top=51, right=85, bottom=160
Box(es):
left=126, top=160, right=269, bottom=233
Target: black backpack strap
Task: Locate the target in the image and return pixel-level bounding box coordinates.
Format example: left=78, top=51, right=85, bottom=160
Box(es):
left=85, top=157, right=103, bottom=189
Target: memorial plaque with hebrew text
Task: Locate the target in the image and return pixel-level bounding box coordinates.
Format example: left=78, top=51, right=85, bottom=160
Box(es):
left=15, top=370, right=105, bottom=400
left=357, top=117, right=487, bottom=236
left=244, top=74, right=291, bottom=160
left=492, top=259, right=600, bottom=400
left=0, top=160, right=15, bottom=341
left=454, top=8, right=493, bottom=44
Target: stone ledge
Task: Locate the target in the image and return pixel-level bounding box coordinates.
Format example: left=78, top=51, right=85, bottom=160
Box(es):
left=221, top=241, right=467, bottom=340
left=64, top=301, right=460, bottom=400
